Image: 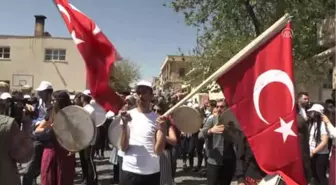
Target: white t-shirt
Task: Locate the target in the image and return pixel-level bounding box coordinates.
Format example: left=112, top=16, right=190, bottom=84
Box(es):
left=83, top=104, right=97, bottom=146
left=309, top=121, right=329, bottom=154
left=122, top=108, right=160, bottom=175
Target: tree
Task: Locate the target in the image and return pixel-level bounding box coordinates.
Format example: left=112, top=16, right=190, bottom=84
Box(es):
left=109, top=59, right=141, bottom=92
left=166, top=0, right=335, bottom=88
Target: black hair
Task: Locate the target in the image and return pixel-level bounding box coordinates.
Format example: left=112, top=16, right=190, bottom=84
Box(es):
left=209, top=100, right=217, bottom=107
left=50, top=90, right=71, bottom=120
left=308, top=111, right=323, bottom=147
left=81, top=94, right=92, bottom=104
left=325, top=99, right=335, bottom=106
left=297, top=92, right=309, bottom=99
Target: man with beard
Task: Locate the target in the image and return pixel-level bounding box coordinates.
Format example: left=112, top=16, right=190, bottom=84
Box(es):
left=0, top=92, right=34, bottom=185
left=199, top=99, right=236, bottom=185
left=296, top=92, right=310, bottom=120
left=296, top=92, right=312, bottom=182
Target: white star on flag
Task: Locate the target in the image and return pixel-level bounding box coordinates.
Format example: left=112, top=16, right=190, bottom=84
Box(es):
left=71, top=31, right=84, bottom=44
left=274, top=118, right=297, bottom=142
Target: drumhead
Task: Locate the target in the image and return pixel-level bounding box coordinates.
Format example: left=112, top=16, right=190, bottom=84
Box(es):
left=53, top=105, right=96, bottom=152
left=108, top=116, right=129, bottom=149
left=90, top=101, right=107, bottom=127
left=171, top=106, right=202, bottom=133
left=218, top=108, right=241, bottom=130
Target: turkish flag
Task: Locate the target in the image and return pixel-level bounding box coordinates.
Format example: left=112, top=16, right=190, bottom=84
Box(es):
left=217, top=23, right=306, bottom=185
left=54, top=0, right=124, bottom=113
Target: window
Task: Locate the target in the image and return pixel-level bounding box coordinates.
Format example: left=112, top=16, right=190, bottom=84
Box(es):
left=179, top=68, right=186, bottom=77
left=45, top=49, right=66, bottom=62
left=0, top=47, right=10, bottom=59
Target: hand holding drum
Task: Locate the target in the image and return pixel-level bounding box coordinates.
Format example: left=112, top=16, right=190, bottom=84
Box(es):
left=52, top=105, right=96, bottom=152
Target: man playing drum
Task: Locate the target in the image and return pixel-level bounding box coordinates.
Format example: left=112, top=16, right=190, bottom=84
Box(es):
left=119, top=80, right=168, bottom=185
left=80, top=90, right=99, bottom=185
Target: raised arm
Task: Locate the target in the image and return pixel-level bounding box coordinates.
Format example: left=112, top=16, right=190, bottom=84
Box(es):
left=166, top=124, right=177, bottom=146
left=154, top=116, right=168, bottom=155
left=120, top=116, right=130, bottom=152
left=199, top=116, right=214, bottom=138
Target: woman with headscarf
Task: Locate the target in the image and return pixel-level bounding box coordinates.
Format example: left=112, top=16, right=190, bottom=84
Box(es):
left=35, top=90, right=75, bottom=185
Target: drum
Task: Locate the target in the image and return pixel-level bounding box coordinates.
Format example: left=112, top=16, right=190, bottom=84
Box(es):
left=108, top=116, right=129, bottom=149
left=171, top=106, right=202, bottom=133
left=90, top=100, right=107, bottom=127
left=218, top=108, right=241, bottom=130
left=53, top=105, right=96, bottom=152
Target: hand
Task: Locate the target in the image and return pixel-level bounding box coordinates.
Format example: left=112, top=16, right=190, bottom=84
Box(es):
left=210, top=124, right=225, bottom=134
left=238, top=183, right=245, bottom=185
left=311, top=150, right=315, bottom=157
left=321, top=114, right=331, bottom=124
left=156, top=116, right=168, bottom=129
left=120, top=110, right=131, bottom=125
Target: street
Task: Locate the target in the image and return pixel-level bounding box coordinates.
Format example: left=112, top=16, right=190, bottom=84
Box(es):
left=19, top=150, right=238, bottom=185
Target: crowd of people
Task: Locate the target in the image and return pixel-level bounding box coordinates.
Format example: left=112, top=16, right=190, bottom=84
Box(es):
left=0, top=80, right=335, bottom=185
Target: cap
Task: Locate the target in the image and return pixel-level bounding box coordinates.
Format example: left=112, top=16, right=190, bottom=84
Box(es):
left=70, top=94, right=75, bottom=100
left=307, top=104, right=324, bottom=114
left=35, top=81, right=53, bottom=91
left=0, top=92, right=12, bottom=100
left=24, top=95, right=31, bottom=99
left=82, top=89, right=91, bottom=97
left=136, top=80, right=152, bottom=89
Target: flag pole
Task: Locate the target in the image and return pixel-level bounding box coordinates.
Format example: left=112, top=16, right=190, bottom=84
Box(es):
left=164, top=13, right=292, bottom=116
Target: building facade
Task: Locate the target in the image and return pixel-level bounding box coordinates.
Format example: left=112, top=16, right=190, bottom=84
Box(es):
left=0, top=15, right=86, bottom=92
left=158, top=55, right=192, bottom=92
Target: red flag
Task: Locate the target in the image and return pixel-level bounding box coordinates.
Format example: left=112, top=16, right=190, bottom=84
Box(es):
left=217, top=23, right=306, bottom=185
left=54, top=0, right=124, bottom=113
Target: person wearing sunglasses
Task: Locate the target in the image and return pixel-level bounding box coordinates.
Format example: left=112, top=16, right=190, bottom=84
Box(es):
left=199, top=99, right=236, bottom=185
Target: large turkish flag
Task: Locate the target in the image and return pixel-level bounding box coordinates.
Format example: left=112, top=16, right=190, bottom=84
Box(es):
left=217, top=23, right=306, bottom=185
left=54, top=0, right=124, bottom=113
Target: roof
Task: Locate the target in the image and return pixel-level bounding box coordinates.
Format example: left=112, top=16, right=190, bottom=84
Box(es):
left=159, top=55, right=195, bottom=71
left=0, top=34, right=72, bottom=40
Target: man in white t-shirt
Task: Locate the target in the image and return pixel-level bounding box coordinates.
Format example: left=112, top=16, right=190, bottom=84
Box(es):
left=80, top=90, right=98, bottom=185
left=120, top=80, right=168, bottom=185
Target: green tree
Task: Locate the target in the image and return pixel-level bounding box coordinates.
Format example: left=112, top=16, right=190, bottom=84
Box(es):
left=110, top=59, right=141, bottom=92
left=166, top=0, right=335, bottom=88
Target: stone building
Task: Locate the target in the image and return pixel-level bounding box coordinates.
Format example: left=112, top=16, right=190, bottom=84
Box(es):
left=158, top=55, right=193, bottom=92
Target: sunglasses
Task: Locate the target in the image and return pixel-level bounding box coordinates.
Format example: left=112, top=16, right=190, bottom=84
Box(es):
left=216, top=106, right=225, bottom=108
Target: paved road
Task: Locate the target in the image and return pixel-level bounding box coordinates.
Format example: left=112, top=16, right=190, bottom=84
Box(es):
left=19, top=150, right=237, bottom=185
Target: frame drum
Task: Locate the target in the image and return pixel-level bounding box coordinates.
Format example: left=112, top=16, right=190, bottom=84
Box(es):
left=218, top=108, right=241, bottom=130
left=108, top=116, right=130, bottom=149
left=53, top=105, right=96, bottom=152
left=90, top=100, right=107, bottom=127
left=171, top=106, right=202, bottom=133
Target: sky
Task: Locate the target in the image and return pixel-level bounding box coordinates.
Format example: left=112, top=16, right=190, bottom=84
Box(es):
left=0, top=0, right=197, bottom=81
